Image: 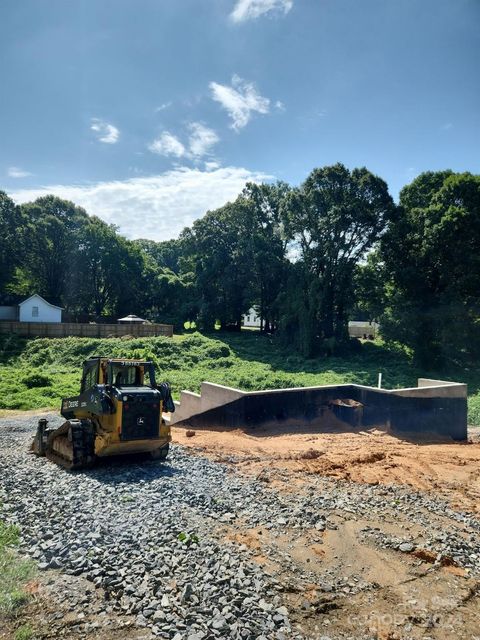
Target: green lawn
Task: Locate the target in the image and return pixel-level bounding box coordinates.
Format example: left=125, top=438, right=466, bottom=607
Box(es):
left=0, top=512, right=35, bottom=620
left=1, top=331, right=479, bottom=424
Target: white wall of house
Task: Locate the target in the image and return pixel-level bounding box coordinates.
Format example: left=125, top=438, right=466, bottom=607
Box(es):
left=348, top=320, right=379, bottom=338
left=18, top=294, right=62, bottom=323
left=242, top=308, right=261, bottom=328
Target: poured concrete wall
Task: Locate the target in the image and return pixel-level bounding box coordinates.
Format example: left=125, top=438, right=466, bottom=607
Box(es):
left=171, top=378, right=468, bottom=441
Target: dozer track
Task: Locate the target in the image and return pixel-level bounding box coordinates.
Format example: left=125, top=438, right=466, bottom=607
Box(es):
left=46, top=419, right=96, bottom=471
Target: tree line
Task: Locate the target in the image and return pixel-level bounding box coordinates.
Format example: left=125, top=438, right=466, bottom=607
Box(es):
left=1, top=163, right=479, bottom=367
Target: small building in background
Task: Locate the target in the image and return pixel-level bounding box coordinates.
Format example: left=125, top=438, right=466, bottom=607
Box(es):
left=348, top=320, right=379, bottom=339
left=118, top=314, right=149, bottom=325
left=18, top=294, right=63, bottom=323
left=242, top=307, right=261, bottom=328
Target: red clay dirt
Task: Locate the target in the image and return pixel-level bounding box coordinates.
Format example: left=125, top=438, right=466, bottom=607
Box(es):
left=172, top=423, right=480, bottom=514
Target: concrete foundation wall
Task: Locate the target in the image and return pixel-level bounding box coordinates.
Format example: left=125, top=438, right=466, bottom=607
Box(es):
left=171, top=378, right=468, bottom=441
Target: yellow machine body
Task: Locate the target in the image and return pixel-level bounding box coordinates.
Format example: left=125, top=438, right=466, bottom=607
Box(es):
left=32, top=357, right=173, bottom=469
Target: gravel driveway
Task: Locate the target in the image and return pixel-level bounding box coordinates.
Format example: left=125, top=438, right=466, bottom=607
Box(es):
left=1, top=413, right=480, bottom=640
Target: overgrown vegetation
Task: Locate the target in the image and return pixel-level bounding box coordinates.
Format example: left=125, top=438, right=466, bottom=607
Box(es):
left=1, top=332, right=479, bottom=424
left=2, top=168, right=479, bottom=366
left=0, top=509, right=35, bottom=618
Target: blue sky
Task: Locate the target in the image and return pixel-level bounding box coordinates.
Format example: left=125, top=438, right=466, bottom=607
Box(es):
left=2, top=0, right=479, bottom=240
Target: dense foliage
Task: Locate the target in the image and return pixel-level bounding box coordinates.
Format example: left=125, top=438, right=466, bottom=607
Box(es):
left=1, top=332, right=479, bottom=424
left=1, top=164, right=479, bottom=366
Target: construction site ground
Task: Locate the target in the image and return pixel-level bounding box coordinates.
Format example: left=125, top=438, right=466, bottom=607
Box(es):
left=173, top=422, right=480, bottom=516
left=1, top=413, right=479, bottom=640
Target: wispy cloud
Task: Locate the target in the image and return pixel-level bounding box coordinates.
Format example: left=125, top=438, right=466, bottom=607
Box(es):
left=148, top=132, right=186, bottom=157
left=9, top=166, right=272, bottom=242
left=188, top=123, right=220, bottom=157
left=155, top=102, right=172, bottom=113
left=441, top=122, right=453, bottom=131
left=7, top=166, right=32, bottom=178
left=90, top=118, right=120, bottom=144
left=209, top=75, right=270, bottom=131
left=205, top=161, right=221, bottom=171
left=231, top=0, right=292, bottom=22
left=148, top=123, right=219, bottom=159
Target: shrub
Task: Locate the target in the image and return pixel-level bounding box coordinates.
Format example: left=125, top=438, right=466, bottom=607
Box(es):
left=21, top=372, right=53, bottom=388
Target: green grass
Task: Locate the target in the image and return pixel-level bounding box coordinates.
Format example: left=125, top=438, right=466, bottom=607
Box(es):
left=14, top=625, right=34, bottom=640
left=0, top=331, right=479, bottom=424
left=0, top=512, right=35, bottom=618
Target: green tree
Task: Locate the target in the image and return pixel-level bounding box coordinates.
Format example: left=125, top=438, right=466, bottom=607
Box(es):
left=181, top=200, right=256, bottom=331
left=281, top=163, right=394, bottom=355
left=239, top=182, right=290, bottom=332
left=381, top=171, right=480, bottom=367
left=0, top=191, right=24, bottom=298
left=134, top=238, right=184, bottom=274
left=353, top=251, right=388, bottom=323
left=19, top=195, right=89, bottom=305
left=67, top=217, right=130, bottom=318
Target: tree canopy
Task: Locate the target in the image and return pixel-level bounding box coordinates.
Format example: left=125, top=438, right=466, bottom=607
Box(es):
left=1, top=165, right=479, bottom=367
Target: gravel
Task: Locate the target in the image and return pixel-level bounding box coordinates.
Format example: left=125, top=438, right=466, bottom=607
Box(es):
left=1, top=413, right=480, bottom=640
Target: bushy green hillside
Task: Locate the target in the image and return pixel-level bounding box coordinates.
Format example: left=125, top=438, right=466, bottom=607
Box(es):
left=0, top=332, right=478, bottom=424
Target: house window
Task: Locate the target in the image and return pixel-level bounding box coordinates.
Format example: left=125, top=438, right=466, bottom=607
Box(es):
left=32, top=306, right=39, bottom=318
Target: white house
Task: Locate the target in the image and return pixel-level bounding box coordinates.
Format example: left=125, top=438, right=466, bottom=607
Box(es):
left=242, top=307, right=261, bottom=328
left=18, top=294, right=63, bottom=323
left=348, top=320, right=379, bottom=338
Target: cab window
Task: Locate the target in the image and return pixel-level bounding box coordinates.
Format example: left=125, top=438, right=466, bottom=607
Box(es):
left=81, top=362, right=99, bottom=392
left=112, top=365, right=143, bottom=387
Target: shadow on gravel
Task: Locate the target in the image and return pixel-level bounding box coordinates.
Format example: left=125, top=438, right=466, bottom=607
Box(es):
left=77, top=456, right=183, bottom=486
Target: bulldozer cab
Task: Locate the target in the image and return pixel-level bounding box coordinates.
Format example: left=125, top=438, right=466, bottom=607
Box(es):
left=80, top=358, right=156, bottom=392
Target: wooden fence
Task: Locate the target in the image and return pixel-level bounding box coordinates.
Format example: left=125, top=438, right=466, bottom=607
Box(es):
left=0, top=321, right=174, bottom=339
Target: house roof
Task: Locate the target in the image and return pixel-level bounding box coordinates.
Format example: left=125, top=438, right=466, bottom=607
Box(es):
left=118, top=314, right=147, bottom=322
left=19, top=294, right=64, bottom=310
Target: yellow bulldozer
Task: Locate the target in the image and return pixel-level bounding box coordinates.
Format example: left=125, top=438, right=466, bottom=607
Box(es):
left=31, top=357, right=174, bottom=470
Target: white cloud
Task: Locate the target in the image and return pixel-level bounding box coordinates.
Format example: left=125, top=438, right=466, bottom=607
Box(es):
left=7, top=166, right=32, bottom=178
left=275, top=100, right=285, bottom=111
left=90, top=118, right=120, bottom=144
left=209, top=75, right=270, bottom=130
left=148, top=132, right=186, bottom=157
left=231, top=0, right=293, bottom=22
left=9, top=166, right=272, bottom=242
left=441, top=122, right=453, bottom=131
left=204, top=161, right=220, bottom=171
left=155, top=102, right=172, bottom=112
left=148, top=124, right=219, bottom=159
left=188, top=123, right=219, bottom=157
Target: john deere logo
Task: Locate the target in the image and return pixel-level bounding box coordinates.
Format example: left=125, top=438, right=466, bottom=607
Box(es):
left=137, top=417, right=144, bottom=425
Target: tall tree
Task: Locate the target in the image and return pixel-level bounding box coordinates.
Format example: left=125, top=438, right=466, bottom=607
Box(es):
left=67, top=217, right=127, bottom=318
left=134, top=238, right=184, bottom=274
left=381, top=171, right=480, bottom=367
left=0, top=191, right=24, bottom=299
left=281, top=163, right=394, bottom=355
left=20, top=195, right=89, bottom=305
left=181, top=200, right=255, bottom=330
left=239, top=182, right=290, bottom=332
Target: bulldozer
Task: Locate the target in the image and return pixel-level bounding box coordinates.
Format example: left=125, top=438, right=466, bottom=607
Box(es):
left=31, top=357, right=174, bottom=470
